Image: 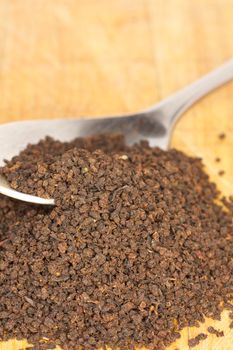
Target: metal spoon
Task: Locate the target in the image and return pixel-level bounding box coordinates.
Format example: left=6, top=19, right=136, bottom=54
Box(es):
left=0, top=59, right=233, bottom=205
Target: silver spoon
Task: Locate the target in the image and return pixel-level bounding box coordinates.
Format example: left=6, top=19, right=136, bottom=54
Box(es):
left=0, top=59, right=233, bottom=205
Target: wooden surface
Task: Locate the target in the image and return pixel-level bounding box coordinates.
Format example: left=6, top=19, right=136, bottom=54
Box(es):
left=0, top=0, right=233, bottom=349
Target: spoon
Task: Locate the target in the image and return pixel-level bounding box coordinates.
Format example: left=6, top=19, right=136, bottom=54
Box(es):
left=0, top=59, right=233, bottom=205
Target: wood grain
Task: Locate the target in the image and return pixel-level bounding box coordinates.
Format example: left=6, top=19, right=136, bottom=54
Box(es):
left=0, top=0, right=233, bottom=349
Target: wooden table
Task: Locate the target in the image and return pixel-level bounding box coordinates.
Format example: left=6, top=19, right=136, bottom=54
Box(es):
left=0, top=1, right=233, bottom=349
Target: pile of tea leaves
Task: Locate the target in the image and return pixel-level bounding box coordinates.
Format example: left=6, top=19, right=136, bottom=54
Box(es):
left=0, top=134, right=233, bottom=350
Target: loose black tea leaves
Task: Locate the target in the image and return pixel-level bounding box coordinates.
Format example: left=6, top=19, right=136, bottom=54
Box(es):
left=207, top=326, right=224, bottom=337
left=218, top=132, right=226, bottom=140
left=188, top=333, right=208, bottom=348
left=218, top=170, right=225, bottom=176
left=0, top=134, right=233, bottom=350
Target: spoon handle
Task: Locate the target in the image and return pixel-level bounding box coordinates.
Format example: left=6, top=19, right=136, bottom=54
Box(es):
left=149, top=59, right=233, bottom=127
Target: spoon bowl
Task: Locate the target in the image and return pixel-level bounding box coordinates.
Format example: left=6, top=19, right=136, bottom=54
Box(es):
left=0, top=59, right=233, bottom=205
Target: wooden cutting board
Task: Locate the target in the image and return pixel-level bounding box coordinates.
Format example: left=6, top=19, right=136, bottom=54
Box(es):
left=0, top=0, right=233, bottom=349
